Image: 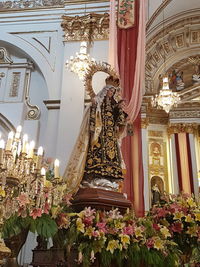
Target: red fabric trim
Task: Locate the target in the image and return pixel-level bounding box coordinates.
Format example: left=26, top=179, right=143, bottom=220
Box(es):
left=174, top=133, right=183, bottom=192
left=186, top=133, right=194, bottom=193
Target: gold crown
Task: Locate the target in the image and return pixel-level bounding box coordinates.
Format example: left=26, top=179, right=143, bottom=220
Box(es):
left=105, top=76, right=120, bottom=87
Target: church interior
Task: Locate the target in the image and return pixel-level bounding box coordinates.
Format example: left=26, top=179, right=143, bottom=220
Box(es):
left=0, top=0, right=200, bottom=266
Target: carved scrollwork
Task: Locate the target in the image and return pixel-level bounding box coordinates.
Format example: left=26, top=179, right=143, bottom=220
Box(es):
left=61, top=13, right=110, bottom=42
left=167, top=123, right=198, bottom=135
left=0, top=47, right=12, bottom=64
left=25, top=96, right=40, bottom=120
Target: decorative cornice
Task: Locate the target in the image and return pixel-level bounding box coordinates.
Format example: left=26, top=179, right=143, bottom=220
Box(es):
left=43, top=100, right=61, bottom=110
left=0, top=1, right=109, bottom=14
left=61, top=13, right=109, bottom=42
left=0, top=0, right=64, bottom=11
left=169, top=110, right=200, bottom=119
left=167, top=123, right=198, bottom=135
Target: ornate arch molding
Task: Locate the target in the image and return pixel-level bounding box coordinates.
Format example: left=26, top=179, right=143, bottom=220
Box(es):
left=146, top=0, right=172, bottom=32
left=0, top=113, right=15, bottom=136
left=145, top=15, right=200, bottom=94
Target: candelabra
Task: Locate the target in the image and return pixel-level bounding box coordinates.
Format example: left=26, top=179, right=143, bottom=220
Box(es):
left=0, top=126, right=65, bottom=260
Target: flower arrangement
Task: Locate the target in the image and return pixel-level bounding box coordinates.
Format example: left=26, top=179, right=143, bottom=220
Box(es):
left=0, top=182, right=71, bottom=241
left=56, top=207, right=179, bottom=267
left=149, top=193, right=200, bottom=266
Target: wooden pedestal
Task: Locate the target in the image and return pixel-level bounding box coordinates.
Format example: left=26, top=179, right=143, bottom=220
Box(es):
left=72, top=187, right=132, bottom=213
left=31, top=248, right=66, bottom=267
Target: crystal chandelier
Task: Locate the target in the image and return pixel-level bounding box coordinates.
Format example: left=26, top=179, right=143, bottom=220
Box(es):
left=152, top=76, right=180, bottom=113
left=66, top=41, right=95, bottom=81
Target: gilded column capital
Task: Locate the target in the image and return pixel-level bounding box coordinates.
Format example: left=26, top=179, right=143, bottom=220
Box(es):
left=141, top=118, right=149, bottom=129
left=167, top=123, right=198, bottom=135
left=61, top=13, right=110, bottom=42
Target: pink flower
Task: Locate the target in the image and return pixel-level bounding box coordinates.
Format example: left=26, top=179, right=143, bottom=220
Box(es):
left=43, top=202, right=50, bottom=214
left=123, top=226, right=134, bottom=236
left=157, top=208, right=167, bottom=218
left=92, top=230, right=100, bottom=238
left=83, top=216, right=93, bottom=226
left=171, top=222, right=183, bottom=233
left=18, top=207, right=27, bottom=218
left=146, top=238, right=155, bottom=249
left=96, top=222, right=107, bottom=233
left=84, top=207, right=96, bottom=217
left=17, top=193, right=30, bottom=207
left=62, top=194, right=72, bottom=206
left=153, top=223, right=160, bottom=231
left=30, top=208, right=42, bottom=219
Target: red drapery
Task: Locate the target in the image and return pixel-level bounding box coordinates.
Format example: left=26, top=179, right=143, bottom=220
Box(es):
left=174, top=133, right=194, bottom=194
left=117, top=0, right=145, bottom=216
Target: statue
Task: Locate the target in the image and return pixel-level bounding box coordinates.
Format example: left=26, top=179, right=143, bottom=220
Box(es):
left=152, top=184, right=161, bottom=206
left=192, top=64, right=200, bottom=83
left=82, top=76, right=128, bottom=191
left=63, top=69, right=128, bottom=194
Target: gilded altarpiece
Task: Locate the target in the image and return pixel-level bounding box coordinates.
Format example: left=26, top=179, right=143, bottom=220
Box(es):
left=148, top=129, right=169, bottom=203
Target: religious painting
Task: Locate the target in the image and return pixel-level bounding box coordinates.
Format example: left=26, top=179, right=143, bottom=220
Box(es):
left=169, top=69, right=185, bottom=91
left=117, top=0, right=135, bottom=29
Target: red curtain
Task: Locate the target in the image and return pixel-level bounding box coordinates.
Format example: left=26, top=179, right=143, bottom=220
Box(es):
left=117, top=0, right=145, bottom=216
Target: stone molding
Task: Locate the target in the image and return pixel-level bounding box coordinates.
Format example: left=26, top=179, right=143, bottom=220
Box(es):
left=61, top=13, right=109, bottom=42
left=0, top=0, right=109, bottom=11
left=0, top=0, right=64, bottom=10
left=43, top=100, right=61, bottom=110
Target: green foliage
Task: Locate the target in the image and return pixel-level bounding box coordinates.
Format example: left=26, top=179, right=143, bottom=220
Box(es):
left=2, top=213, right=57, bottom=240
left=29, top=214, right=58, bottom=239
left=2, top=214, right=30, bottom=239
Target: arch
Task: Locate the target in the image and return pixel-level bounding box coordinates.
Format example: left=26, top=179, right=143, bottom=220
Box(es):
left=151, top=176, right=164, bottom=193
left=0, top=32, right=51, bottom=97
left=0, top=113, right=15, bottom=139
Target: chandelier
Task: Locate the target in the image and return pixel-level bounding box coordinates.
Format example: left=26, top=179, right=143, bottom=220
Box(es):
left=66, top=41, right=95, bottom=81
left=152, top=76, right=180, bottom=113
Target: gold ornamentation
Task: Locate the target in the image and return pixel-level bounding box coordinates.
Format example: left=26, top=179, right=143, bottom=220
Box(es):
left=61, top=13, right=109, bottom=42
left=176, top=34, right=184, bottom=48
left=9, top=72, right=20, bottom=97
left=167, top=123, right=198, bottom=135
left=191, top=31, right=200, bottom=43
left=148, top=130, right=163, bottom=137
left=148, top=138, right=169, bottom=193
left=141, top=118, right=149, bottom=129
left=84, top=61, right=118, bottom=98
